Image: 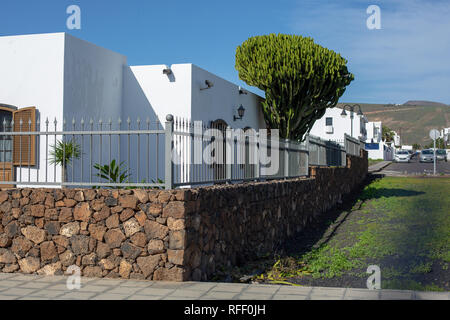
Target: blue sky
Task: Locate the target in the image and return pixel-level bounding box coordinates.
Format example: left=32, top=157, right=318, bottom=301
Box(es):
left=1, top=0, right=449, bottom=104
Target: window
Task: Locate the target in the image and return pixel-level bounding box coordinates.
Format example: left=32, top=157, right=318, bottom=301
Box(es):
left=0, top=105, right=37, bottom=186
left=0, top=110, right=13, bottom=165
left=0, top=106, right=37, bottom=166
left=326, top=117, right=333, bottom=126
left=13, top=107, right=37, bottom=166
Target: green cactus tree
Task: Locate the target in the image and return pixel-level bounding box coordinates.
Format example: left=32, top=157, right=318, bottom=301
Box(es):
left=235, top=34, right=354, bottom=140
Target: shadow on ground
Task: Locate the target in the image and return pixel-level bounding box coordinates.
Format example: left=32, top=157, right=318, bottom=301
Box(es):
left=210, top=173, right=383, bottom=283
left=275, top=173, right=386, bottom=257
left=211, top=173, right=450, bottom=291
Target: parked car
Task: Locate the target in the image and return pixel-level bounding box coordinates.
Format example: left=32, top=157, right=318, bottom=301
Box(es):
left=436, top=149, right=448, bottom=162
left=394, top=150, right=411, bottom=163
left=419, top=149, right=435, bottom=163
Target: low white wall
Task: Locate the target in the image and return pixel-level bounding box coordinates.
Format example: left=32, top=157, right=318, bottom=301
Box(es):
left=367, top=147, right=384, bottom=160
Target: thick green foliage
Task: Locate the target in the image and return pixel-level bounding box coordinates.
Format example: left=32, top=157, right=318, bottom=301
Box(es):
left=236, top=34, right=354, bottom=140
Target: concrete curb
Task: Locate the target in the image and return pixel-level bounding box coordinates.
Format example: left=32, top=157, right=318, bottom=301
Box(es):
left=368, top=161, right=392, bottom=173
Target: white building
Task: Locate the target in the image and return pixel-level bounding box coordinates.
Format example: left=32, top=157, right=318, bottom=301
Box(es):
left=441, top=127, right=449, bottom=145
left=309, top=106, right=368, bottom=142
left=309, top=107, right=398, bottom=161
left=366, top=121, right=382, bottom=143
left=364, top=121, right=394, bottom=160
left=0, top=33, right=266, bottom=187
left=365, top=121, right=384, bottom=159
left=392, top=131, right=401, bottom=147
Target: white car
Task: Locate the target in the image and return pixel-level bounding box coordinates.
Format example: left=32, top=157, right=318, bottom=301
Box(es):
left=394, top=150, right=411, bottom=163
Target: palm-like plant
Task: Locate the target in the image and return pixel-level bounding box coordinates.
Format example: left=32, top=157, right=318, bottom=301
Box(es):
left=382, top=126, right=395, bottom=143
left=93, top=159, right=130, bottom=187
left=49, top=139, right=81, bottom=183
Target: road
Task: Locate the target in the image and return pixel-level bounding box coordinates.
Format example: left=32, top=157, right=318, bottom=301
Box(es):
left=381, top=157, right=450, bottom=176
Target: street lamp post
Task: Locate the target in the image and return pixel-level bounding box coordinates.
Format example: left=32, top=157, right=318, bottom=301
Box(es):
left=341, top=104, right=364, bottom=138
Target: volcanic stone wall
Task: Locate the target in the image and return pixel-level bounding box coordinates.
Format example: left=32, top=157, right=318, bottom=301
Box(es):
left=0, top=152, right=367, bottom=281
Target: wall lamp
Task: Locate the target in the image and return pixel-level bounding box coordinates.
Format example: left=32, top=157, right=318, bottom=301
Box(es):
left=233, top=105, right=246, bottom=121
left=239, top=86, right=248, bottom=95
left=200, top=80, right=214, bottom=90
left=162, top=68, right=172, bottom=75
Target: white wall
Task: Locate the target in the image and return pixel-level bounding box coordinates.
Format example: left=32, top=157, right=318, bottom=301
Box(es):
left=0, top=33, right=66, bottom=186
left=365, top=122, right=383, bottom=159
left=123, top=63, right=266, bottom=129
left=124, top=64, right=193, bottom=124
left=63, top=34, right=127, bottom=124
left=123, top=63, right=267, bottom=185
left=367, top=145, right=384, bottom=160
left=122, top=64, right=193, bottom=183
left=309, top=107, right=367, bottom=142
left=366, top=122, right=382, bottom=143
left=63, top=34, right=128, bottom=184
left=190, top=64, right=266, bottom=130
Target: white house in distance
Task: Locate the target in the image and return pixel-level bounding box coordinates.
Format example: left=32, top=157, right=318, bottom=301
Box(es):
left=392, top=131, right=401, bottom=148
left=441, top=127, right=449, bottom=145
left=309, top=106, right=368, bottom=142
left=365, top=121, right=394, bottom=160
left=0, top=32, right=265, bottom=187
left=309, top=107, right=398, bottom=160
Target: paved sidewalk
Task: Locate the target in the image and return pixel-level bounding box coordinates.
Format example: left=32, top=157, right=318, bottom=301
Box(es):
left=368, top=161, right=392, bottom=173
left=0, top=273, right=448, bottom=300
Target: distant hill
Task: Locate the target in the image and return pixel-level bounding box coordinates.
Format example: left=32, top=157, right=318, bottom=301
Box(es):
left=336, top=102, right=450, bottom=147
left=403, top=101, right=449, bottom=107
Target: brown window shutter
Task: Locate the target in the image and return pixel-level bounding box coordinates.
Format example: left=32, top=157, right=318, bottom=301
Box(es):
left=13, top=107, right=36, bottom=166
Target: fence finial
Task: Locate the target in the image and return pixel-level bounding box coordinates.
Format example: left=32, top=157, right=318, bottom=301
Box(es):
left=166, top=114, right=174, bottom=122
